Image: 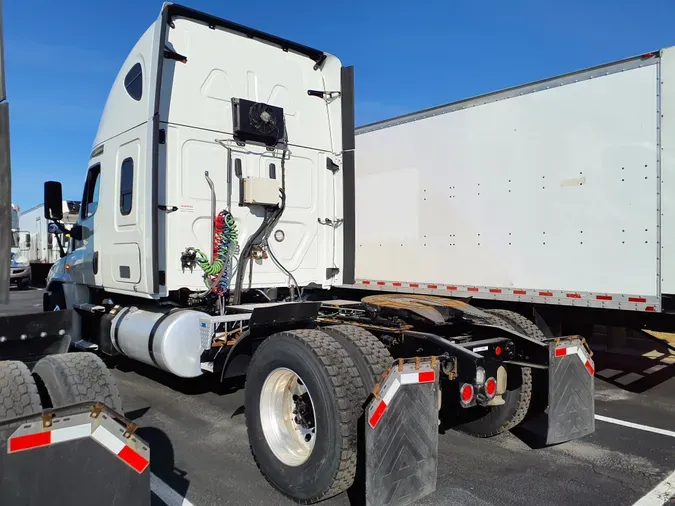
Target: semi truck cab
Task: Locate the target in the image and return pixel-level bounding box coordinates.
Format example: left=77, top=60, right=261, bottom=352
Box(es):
left=47, top=3, right=345, bottom=306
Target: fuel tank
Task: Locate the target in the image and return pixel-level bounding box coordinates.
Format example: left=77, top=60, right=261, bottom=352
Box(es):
left=111, top=307, right=207, bottom=378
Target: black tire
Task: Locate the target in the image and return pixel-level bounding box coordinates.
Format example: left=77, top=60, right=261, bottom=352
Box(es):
left=18, top=278, right=29, bottom=290
left=32, top=353, right=122, bottom=412
left=456, top=309, right=543, bottom=437
left=0, top=361, right=43, bottom=421
left=245, top=329, right=362, bottom=504
left=321, top=325, right=392, bottom=391
left=487, top=309, right=546, bottom=342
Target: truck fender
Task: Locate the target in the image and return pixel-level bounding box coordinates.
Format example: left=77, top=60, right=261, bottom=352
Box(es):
left=45, top=257, right=73, bottom=287
left=218, top=331, right=255, bottom=381
left=45, top=282, right=88, bottom=310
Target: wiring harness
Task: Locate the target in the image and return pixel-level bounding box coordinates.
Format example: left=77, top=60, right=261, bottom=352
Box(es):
left=232, top=149, right=302, bottom=304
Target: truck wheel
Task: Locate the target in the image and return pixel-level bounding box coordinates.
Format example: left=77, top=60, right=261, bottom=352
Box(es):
left=321, top=325, right=392, bottom=391
left=245, top=329, right=362, bottom=504
left=487, top=309, right=546, bottom=342
left=33, top=353, right=123, bottom=413
left=455, top=309, right=543, bottom=437
left=0, top=361, right=42, bottom=421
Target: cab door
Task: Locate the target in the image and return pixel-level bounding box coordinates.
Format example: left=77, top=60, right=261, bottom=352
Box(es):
left=104, top=136, right=144, bottom=291
left=69, top=164, right=103, bottom=286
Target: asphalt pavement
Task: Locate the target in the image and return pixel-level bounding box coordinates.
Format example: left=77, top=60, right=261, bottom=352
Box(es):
left=0, top=286, right=45, bottom=315
left=3, top=288, right=674, bottom=506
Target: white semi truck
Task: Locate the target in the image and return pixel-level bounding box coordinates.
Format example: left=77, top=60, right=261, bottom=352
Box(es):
left=24, top=3, right=602, bottom=505
left=18, top=201, right=80, bottom=283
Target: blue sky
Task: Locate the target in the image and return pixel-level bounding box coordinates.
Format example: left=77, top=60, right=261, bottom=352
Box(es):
left=5, top=0, right=675, bottom=210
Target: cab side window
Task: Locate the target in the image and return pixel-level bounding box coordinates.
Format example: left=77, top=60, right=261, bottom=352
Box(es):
left=120, top=158, right=133, bottom=215
left=81, top=165, right=101, bottom=219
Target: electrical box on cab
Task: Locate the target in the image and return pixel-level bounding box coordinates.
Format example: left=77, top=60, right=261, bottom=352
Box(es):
left=243, top=178, right=281, bottom=206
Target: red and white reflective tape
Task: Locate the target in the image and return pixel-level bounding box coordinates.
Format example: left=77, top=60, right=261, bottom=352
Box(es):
left=555, top=345, right=595, bottom=376
left=368, top=362, right=437, bottom=429
left=353, top=279, right=659, bottom=312
left=7, top=412, right=149, bottom=473
left=8, top=423, right=91, bottom=452
left=91, top=425, right=149, bottom=473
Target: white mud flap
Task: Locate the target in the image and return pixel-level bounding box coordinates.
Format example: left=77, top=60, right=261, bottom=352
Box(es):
left=547, top=337, right=595, bottom=444
left=0, top=402, right=150, bottom=505
left=365, top=358, right=440, bottom=506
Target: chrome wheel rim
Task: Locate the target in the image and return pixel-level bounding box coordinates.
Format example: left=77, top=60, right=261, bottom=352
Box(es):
left=259, top=367, right=316, bottom=467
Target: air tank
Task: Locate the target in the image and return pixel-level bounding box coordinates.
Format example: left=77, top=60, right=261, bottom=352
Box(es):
left=110, top=307, right=208, bottom=378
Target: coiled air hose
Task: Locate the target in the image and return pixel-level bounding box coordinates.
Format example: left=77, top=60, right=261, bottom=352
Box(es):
left=193, top=209, right=238, bottom=296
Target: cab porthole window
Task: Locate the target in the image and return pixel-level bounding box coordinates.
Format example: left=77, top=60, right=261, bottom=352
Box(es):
left=124, top=63, right=143, bottom=101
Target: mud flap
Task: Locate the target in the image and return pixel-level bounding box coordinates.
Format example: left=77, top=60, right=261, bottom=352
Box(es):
left=365, top=358, right=439, bottom=506
left=547, top=337, right=595, bottom=444
left=0, top=402, right=150, bottom=506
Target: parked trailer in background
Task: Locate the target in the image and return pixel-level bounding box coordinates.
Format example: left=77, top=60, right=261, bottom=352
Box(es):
left=8, top=203, right=30, bottom=289
left=354, top=48, right=675, bottom=335
left=38, top=5, right=594, bottom=505
left=10, top=203, right=17, bottom=229
left=19, top=201, right=80, bottom=283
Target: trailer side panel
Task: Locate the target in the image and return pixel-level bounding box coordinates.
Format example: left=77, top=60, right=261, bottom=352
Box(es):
left=355, top=57, right=659, bottom=308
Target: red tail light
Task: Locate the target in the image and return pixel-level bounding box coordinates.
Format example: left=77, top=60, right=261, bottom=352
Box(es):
left=485, top=377, right=497, bottom=398
left=460, top=383, right=474, bottom=404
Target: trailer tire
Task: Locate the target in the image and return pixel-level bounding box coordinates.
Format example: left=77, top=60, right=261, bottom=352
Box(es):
left=486, top=309, right=546, bottom=342
left=0, top=361, right=42, bottom=421
left=245, top=329, right=362, bottom=504
left=455, top=309, right=543, bottom=437
left=32, top=353, right=122, bottom=413
left=322, top=325, right=392, bottom=391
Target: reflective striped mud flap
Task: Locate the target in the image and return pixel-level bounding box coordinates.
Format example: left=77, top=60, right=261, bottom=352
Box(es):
left=365, top=357, right=440, bottom=506
left=0, top=402, right=150, bottom=506
left=547, top=337, right=595, bottom=444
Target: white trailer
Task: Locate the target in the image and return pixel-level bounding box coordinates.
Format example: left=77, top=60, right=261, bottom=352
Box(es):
left=19, top=202, right=79, bottom=282
left=354, top=49, right=673, bottom=317
left=36, top=5, right=595, bottom=505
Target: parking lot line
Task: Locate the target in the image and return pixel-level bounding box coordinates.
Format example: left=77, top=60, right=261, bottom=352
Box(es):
left=151, top=473, right=196, bottom=506
left=595, top=414, right=675, bottom=438
left=632, top=470, right=675, bottom=505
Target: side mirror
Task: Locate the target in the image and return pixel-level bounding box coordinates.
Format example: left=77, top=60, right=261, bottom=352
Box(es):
left=44, top=181, right=63, bottom=220
left=69, top=224, right=83, bottom=241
